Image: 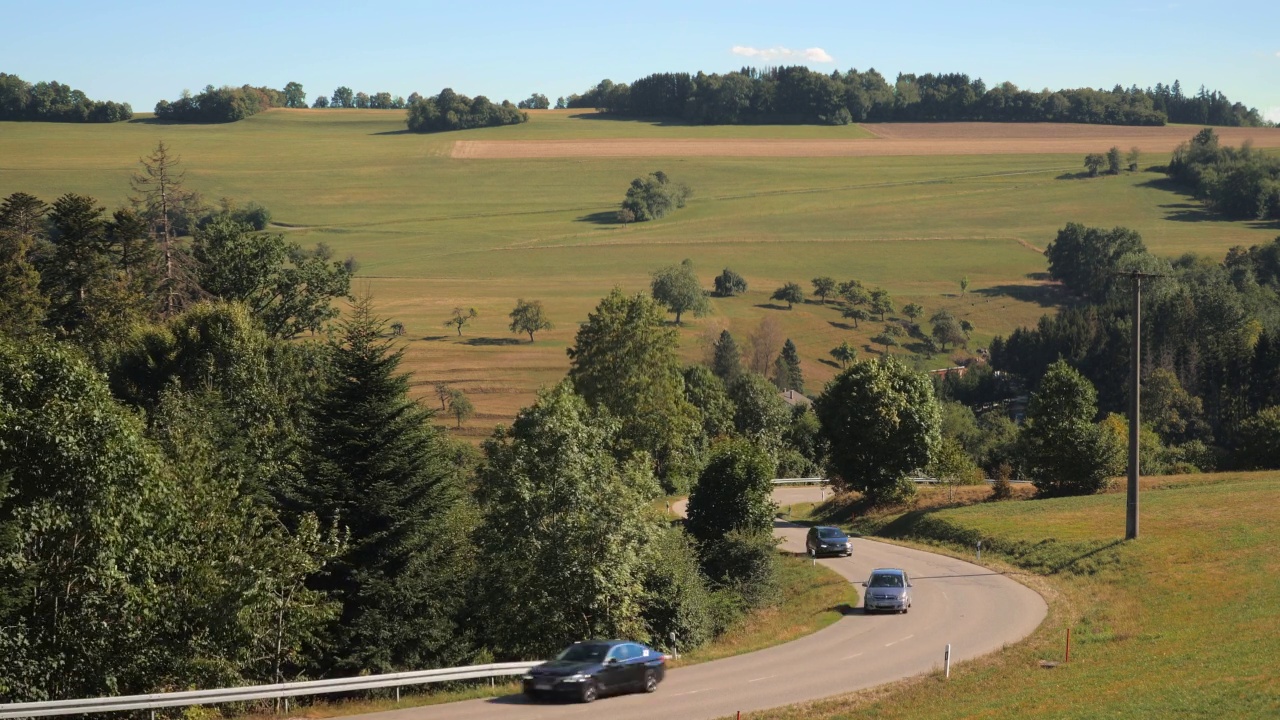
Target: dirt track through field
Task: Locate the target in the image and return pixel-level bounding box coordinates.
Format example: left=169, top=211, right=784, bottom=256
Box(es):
left=451, top=122, right=1280, bottom=159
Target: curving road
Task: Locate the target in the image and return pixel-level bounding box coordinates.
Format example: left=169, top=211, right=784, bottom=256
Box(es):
left=340, top=487, right=1045, bottom=720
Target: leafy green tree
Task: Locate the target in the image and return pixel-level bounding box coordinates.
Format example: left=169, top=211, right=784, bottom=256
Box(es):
left=447, top=388, right=474, bottom=428
left=683, top=365, right=736, bottom=440
left=1141, top=367, right=1209, bottom=444
left=638, top=526, right=713, bottom=654
left=331, top=86, right=355, bottom=108
left=622, top=171, right=692, bottom=221
left=1019, top=360, right=1124, bottom=497
left=773, top=338, right=804, bottom=393
left=473, top=383, right=661, bottom=658
left=193, top=217, right=353, bottom=338
left=1236, top=406, right=1280, bottom=469
left=567, top=288, right=701, bottom=492
left=1107, top=146, right=1123, bottom=174
left=714, top=268, right=747, bottom=296
left=727, top=371, right=792, bottom=449
left=712, top=329, right=743, bottom=382
left=927, top=436, right=980, bottom=502
left=960, top=276, right=970, bottom=295
left=651, top=258, right=710, bottom=324
left=283, top=81, right=307, bottom=108
left=839, top=280, right=870, bottom=307
left=871, top=328, right=898, bottom=355
left=444, top=306, right=478, bottom=336
left=1126, top=146, right=1141, bottom=171
left=814, top=357, right=941, bottom=504
left=617, top=207, right=635, bottom=227
left=902, top=303, right=924, bottom=323
left=930, top=309, right=966, bottom=351
left=1084, top=153, right=1106, bottom=177
left=312, top=96, right=329, bottom=108
left=830, top=340, right=857, bottom=368
left=1044, top=222, right=1147, bottom=303
left=0, top=192, right=48, bottom=336
left=508, top=298, right=552, bottom=341
left=811, top=276, right=837, bottom=304
left=298, top=294, right=475, bottom=673
left=685, top=438, right=777, bottom=544
left=869, top=288, right=894, bottom=319
left=771, top=282, right=804, bottom=309
left=842, top=306, right=868, bottom=328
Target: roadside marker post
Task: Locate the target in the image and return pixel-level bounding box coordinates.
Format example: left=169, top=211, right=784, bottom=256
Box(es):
left=944, top=644, right=951, bottom=678
left=1065, top=628, right=1071, bottom=662
left=976, top=540, right=982, bottom=563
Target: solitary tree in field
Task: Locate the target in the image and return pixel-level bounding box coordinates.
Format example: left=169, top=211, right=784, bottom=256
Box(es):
left=1106, top=146, right=1123, bottom=175
left=960, top=276, right=969, bottom=295
left=811, top=276, right=837, bottom=305
left=830, top=340, right=857, bottom=368
left=651, top=258, right=710, bottom=324
left=714, top=268, right=748, bottom=297
left=508, top=298, right=552, bottom=342
left=839, top=280, right=869, bottom=307
left=842, top=306, right=868, bottom=328
left=283, top=81, right=307, bottom=108
left=434, top=382, right=451, bottom=410
left=869, top=288, right=894, bottom=320
left=871, top=328, right=899, bottom=356
left=448, top=389, right=474, bottom=428
left=771, top=282, right=804, bottom=309
left=444, top=307, right=477, bottom=336
left=902, top=303, right=924, bottom=323
left=1126, top=146, right=1141, bottom=172
left=1084, top=153, right=1106, bottom=177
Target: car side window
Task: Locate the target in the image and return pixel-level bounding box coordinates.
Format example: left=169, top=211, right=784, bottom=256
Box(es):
left=607, top=645, right=628, bottom=663
left=621, top=643, right=643, bottom=661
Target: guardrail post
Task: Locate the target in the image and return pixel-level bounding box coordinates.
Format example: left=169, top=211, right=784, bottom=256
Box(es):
left=944, top=644, right=951, bottom=678
left=284, top=698, right=289, bottom=714
left=976, top=540, right=981, bottom=562
left=395, top=687, right=400, bottom=703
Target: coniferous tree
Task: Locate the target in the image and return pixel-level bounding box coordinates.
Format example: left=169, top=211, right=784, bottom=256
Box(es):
left=774, top=338, right=804, bottom=393
left=0, top=192, right=49, bottom=336
left=298, top=294, right=475, bottom=673
left=712, top=329, right=743, bottom=382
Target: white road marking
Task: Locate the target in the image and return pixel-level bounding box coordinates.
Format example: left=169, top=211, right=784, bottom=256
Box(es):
left=885, top=634, right=915, bottom=647
left=672, top=689, right=706, bottom=697
left=841, top=652, right=864, bottom=660
left=748, top=675, right=777, bottom=683
left=943, top=592, right=949, bottom=599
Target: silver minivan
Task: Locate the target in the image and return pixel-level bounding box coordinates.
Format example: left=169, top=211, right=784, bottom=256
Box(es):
left=862, top=568, right=913, bottom=613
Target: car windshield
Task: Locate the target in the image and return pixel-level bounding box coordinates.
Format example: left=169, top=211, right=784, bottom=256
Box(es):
left=869, top=573, right=905, bottom=588
left=818, top=528, right=844, bottom=539
left=556, top=643, right=611, bottom=662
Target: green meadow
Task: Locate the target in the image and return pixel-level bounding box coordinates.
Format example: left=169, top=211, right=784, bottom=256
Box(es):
left=3, top=109, right=1277, bottom=432
left=750, top=472, right=1280, bottom=719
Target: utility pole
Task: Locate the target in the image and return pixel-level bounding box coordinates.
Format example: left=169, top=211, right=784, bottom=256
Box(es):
left=1122, top=270, right=1162, bottom=540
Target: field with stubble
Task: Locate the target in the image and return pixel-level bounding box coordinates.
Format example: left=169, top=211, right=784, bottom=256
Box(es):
left=3, top=109, right=1278, bottom=436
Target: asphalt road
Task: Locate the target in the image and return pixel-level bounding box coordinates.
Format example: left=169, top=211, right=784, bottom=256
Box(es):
left=340, top=487, right=1046, bottom=720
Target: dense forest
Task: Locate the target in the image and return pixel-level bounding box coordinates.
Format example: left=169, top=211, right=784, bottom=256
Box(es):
left=154, top=84, right=289, bottom=123
left=0, top=72, right=132, bottom=122
left=563, top=66, right=1266, bottom=127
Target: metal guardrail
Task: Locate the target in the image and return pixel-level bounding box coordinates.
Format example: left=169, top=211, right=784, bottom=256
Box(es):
left=0, top=661, right=541, bottom=719
left=770, top=477, right=826, bottom=485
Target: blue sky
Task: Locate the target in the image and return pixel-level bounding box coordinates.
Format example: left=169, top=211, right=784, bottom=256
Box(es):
left=5, top=0, right=1278, bottom=121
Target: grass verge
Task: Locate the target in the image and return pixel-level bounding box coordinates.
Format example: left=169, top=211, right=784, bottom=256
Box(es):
left=736, top=471, right=1280, bottom=719
left=230, top=552, right=854, bottom=719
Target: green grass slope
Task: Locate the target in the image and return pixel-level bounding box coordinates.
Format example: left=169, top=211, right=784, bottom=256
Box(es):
left=748, top=472, right=1280, bottom=719
left=3, top=110, right=1277, bottom=430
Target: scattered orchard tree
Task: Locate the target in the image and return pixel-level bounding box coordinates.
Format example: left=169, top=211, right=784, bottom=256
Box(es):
left=714, top=268, right=747, bottom=296
left=508, top=298, right=552, bottom=342
left=830, top=340, right=857, bottom=368
left=622, top=171, right=692, bottom=221
left=444, top=307, right=478, bottom=336
left=771, top=282, right=804, bottom=309
left=811, top=276, right=837, bottom=304
left=1084, top=153, right=1106, bottom=177
left=651, top=258, right=710, bottom=324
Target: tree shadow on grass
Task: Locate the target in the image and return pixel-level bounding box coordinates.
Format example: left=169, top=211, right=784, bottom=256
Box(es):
left=818, top=358, right=842, bottom=369
left=420, top=335, right=449, bottom=341
left=370, top=129, right=414, bottom=136
left=974, top=283, right=1068, bottom=308
left=828, top=321, right=855, bottom=331
left=566, top=111, right=690, bottom=127
left=755, top=303, right=792, bottom=311
left=463, top=337, right=522, bottom=346
left=1055, top=171, right=1097, bottom=181
left=576, top=210, right=622, bottom=225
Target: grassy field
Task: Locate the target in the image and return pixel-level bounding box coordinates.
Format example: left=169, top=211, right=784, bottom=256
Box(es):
left=4, top=110, right=1278, bottom=432
left=746, top=472, right=1280, bottom=719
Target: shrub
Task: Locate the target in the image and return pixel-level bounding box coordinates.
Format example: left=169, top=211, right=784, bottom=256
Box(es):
left=989, top=462, right=1014, bottom=501
left=699, top=529, right=781, bottom=610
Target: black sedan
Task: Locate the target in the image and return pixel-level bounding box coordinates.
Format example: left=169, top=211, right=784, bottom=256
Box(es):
left=522, top=640, right=667, bottom=703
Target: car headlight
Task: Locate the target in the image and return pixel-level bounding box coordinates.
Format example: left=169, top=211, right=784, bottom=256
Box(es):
left=563, top=673, right=588, bottom=682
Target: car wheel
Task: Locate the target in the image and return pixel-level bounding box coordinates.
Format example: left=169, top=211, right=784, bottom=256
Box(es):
left=807, top=544, right=815, bottom=558
left=643, top=670, right=659, bottom=693
left=523, top=689, right=541, bottom=702
left=579, top=680, right=598, bottom=703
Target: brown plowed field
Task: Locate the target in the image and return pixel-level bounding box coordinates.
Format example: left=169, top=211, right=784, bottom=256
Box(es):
left=451, top=122, right=1280, bottom=159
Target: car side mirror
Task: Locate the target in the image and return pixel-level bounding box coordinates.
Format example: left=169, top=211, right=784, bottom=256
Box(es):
left=606, top=657, right=618, bottom=665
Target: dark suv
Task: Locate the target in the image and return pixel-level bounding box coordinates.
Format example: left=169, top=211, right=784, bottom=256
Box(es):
left=805, top=526, right=852, bottom=557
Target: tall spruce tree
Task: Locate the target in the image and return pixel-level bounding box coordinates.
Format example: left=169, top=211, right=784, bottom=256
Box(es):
left=712, top=329, right=743, bottom=382
left=774, top=338, right=804, bottom=393
left=0, top=192, right=48, bottom=336
left=298, top=294, right=475, bottom=673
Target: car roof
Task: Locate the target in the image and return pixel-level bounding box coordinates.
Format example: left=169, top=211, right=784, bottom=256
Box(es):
left=869, top=568, right=906, bottom=575
left=813, top=525, right=845, bottom=532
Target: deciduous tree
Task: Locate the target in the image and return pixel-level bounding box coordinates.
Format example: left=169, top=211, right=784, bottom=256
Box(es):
left=771, top=282, right=803, bottom=309
left=830, top=340, right=857, bottom=368
left=1019, top=360, right=1123, bottom=497
left=508, top=298, right=552, bottom=341
left=814, top=357, right=941, bottom=504
left=685, top=438, right=776, bottom=544
left=811, top=276, right=837, bottom=305
left=651, top=258, right=709, bottom=324
left=444, top=306, right=478, bottom=336
left=714, top=268, right=747, bottom=297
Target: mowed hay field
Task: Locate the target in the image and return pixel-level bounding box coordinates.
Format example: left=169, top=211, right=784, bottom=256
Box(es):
left=4, top=109, right=1280, bottom=435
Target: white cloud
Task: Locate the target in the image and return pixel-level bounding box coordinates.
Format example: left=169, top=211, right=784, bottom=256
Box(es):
left=731, top=46, right=834, bottom=63
left=1265, top=107, right=1280, bottom=124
